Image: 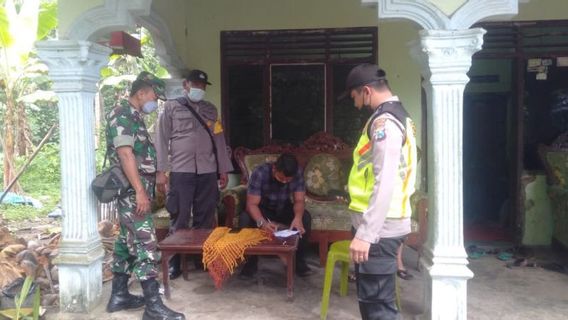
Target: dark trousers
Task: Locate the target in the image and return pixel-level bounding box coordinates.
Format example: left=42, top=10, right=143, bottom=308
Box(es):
left=354, top=234, right=404, bottom=320
left=167, top=172, right=219, bottom=232
left=239, top=203, right=312, bottom=267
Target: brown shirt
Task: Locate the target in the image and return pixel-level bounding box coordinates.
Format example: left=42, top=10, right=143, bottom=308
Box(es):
left=155, top=97, right=233, bottom=174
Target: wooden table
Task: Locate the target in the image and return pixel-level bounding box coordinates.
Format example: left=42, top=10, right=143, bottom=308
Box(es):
left=158, top=229, right=299, bottom=299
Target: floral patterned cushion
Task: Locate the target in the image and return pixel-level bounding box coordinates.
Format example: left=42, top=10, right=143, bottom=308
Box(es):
left=305, top=197, right=352, bottom=231
left=548, top=186, right=568, bottom=247
left=243, top=154, right=280, bottom=179
left=304, top=153, right=345, bottom=197
left=546, top=152, right=568, bottom=188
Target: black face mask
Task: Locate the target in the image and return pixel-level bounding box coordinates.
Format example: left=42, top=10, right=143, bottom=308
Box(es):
left=272, top=176, right=288, bottom=187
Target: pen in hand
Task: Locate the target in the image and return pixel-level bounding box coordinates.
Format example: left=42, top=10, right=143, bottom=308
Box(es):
left=267, top=218, right=278, bottom=232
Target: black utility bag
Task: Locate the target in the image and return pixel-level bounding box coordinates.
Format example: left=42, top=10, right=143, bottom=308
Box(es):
left=91, top=148, right=131, bottom=203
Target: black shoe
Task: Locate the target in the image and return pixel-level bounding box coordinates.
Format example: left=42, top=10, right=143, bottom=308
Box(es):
left=141, top=279, right=185, bottom=320
left=169, top=255, right=182, bottom=280
left=106, top=273, right=145, bottom=313
left=169, top=266, right=182, bottom=280
left=296, top=262, right=313, bottom=277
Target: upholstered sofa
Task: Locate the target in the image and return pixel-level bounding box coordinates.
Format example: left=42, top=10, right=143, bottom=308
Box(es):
left=539, top=133, right=568, bottom=248
left=219, top=132, right=353, bottom=265
left=219, top=132, right=428, bottom=265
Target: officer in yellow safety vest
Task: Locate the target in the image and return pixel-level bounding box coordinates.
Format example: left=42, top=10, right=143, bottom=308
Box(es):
left=343, top=63, right=417, bottom=320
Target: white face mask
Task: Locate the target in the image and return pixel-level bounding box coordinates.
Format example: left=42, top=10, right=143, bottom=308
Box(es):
left=142, top=100, right=158, bottom=114
left=188, top=87, right=205, bottom=102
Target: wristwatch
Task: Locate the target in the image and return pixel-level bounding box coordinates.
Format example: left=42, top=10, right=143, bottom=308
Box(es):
left=256, top=219, right=265, bottom=228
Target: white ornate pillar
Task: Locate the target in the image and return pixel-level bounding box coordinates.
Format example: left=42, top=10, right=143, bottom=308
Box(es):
left=36, top=40, right=111, bottom=313
left=412, top=29, right=483, bottom=319
left=364, top=0, right=520, bottom=319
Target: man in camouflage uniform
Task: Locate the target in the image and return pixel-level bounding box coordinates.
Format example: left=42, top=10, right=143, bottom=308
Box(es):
left=105, top=71, right=185, bottom=320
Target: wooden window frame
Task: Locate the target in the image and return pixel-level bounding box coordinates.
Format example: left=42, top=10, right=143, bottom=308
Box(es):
left=221, top=27, right=378, bottom=146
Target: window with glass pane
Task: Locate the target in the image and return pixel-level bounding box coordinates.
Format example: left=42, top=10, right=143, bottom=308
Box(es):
left=333, top=64, right=373, bottom=145
left=270, top=64, right=325, bottom=144
left=227, top=65, right=264, bottom=149
left=221, top=27, right=378, bottom=150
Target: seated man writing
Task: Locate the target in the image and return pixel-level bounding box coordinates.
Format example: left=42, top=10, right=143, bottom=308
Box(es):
left=239, top=153, right=312, bottom=277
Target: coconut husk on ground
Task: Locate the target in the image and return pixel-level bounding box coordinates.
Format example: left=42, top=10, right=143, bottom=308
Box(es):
left=0, top=219, right=119, bottom=310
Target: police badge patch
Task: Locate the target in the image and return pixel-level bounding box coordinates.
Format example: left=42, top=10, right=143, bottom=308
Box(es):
left=372, top=118, right=387, bottom=141
left=374, top=128, right=386, bottom=141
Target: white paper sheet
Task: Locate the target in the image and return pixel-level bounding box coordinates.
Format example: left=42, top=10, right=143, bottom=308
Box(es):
left=274, top=229, right=299, bottom=238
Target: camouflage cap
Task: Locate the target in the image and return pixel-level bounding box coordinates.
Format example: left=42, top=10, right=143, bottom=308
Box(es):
left=136, top=71, right=167, bottom=100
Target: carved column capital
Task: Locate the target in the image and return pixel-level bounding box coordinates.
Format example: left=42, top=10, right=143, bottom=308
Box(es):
left=36, top=40, right=112, bottom=93
left=365, top=0, right=518, bottom=30
left=411, top=28, right=486, bottom=85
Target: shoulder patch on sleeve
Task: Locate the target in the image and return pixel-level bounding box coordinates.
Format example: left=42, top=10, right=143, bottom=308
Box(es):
left=371, top=117, right=387, bottom=141
left=374, top=128, right=386, bottom=141
left=214, top=120, right=224, bottom=134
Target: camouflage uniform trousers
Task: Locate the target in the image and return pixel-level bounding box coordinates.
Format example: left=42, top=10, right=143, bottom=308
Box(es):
left=111, top=177, right=160, bottom=281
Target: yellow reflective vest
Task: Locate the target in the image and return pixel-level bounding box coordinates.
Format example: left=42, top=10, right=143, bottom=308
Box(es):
left=348, top=101, right=417, bottom=219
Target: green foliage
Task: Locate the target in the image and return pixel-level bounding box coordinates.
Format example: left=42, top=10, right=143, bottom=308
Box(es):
left=0, top=275, right=41, bottom=320
left=0, top=204, right=44, bottom=222
left=17, top=142, right=60, bottom=194
left=0, top=4, right=13, bottom=48
left=15, top=276, right=34, bottom=320
left=25, top=101, right=58, bottom=145
left=1, top=0, right=59, bottom=195
left=0, top=142, right=60, bottom=221
left=1, top=24, right=169, bottom=221
left=31, top=282, right=40, bottom=320
left=96, top=27, right=169, bottom=168
left=99, top=28, right=170, bottom=91
left=95, top=127, right=108, bottom=172
left=36, top=0, right=56, bottom=40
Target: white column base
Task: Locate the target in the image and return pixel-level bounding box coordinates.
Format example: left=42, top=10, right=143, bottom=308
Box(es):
left=420, top=248, right=474, bottom=319
left=56, top=240, right=104, bottom=312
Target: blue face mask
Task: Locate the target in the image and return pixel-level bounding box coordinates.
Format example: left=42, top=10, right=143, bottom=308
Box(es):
left=142, top=100, right=158, bottom=114
left=188, top=87, right=205, bottom=102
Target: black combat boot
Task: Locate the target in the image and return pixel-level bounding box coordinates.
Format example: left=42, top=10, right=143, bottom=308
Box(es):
left=106, top=273, right=145, bottom=313
left=141, top=278, right=185, bottom=320
left=169, top=254, right=182, bottom=280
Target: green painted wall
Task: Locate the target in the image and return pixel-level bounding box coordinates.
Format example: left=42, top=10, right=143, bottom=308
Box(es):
left=429, top=0, right=467, bottom=16
left=522, top=174, right=553, bottom=246
left=58, top=0, right=104, bottom=38
left=515, top=0, right=568, bottom=21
